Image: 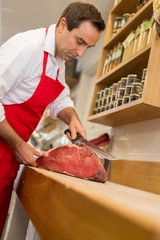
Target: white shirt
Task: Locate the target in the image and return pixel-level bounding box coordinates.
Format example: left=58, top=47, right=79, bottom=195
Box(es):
left=0, top=24, right=74, bottom=122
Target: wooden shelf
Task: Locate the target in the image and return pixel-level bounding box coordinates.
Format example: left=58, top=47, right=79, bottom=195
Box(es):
left=96, top=44, right=151, bottom=85
left=88, top=0, right=160, bottom=127
left=103, top=0, right=153, bottom=49
left=17, top=166, right=160, bottom=240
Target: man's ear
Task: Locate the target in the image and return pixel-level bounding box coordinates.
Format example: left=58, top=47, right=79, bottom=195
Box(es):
left=58, top=17, right=68, bottom=33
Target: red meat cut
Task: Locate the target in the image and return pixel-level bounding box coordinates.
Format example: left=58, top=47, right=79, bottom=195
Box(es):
left=36, top=144, right=107, bottom=183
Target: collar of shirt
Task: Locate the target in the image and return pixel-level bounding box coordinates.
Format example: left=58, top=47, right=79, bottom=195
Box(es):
left=43, top=24, right=63, bottom=67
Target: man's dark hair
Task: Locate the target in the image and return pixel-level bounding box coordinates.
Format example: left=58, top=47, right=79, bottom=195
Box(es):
left=57, top=2, right=105, bottom=32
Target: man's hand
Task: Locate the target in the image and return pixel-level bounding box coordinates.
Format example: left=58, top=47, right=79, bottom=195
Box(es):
left=57, top=107, right=86, bottom=141
left=14, top=141, right=42, bottom=166
left=0, top=118, right=42, bottom=166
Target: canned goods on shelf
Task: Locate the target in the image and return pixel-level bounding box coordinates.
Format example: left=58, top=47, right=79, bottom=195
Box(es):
left=94, top=100, right=99, bottom=108
left=105, top=103, right=110, bottom=110
left=107, top=95, right=111, bottom=104
left=101, top=106, right=106, bottom=112
left=129, top=93, right=139, bottom=102
left=102, top=97, right=107, bottom=106
left=118, top=87, right=125, bottom=98
left=112, top=83, right=118, bottom=93
left=109, top=102, right=114, bottom=109
left=124, top=85, right=132, bottom=96
left=109, top=86, right=113, bottom=95
left=104, top=87, right=110, bottom=96
left=92, top=107, right=98, bottom=115
left=114, top=101, right=117, bottom=108
left=126, top=74, right=139, bottom=85
left=139, top=92, right=143, bottom=98
left=96, top=91, right=101, bottom=99
left=100, top=90, right=105, bottom=98
left=120, top=77, right=127, bottom=88
left=118, top=80, right=121, bottom=90
left=111, top=93, right=116, bottom=102
left=141, top=80, right=145, bottom=90
left=117, top=97, right=123, bottom=106
left=97, top=107, right=101, bottom=113
left=141, top=68, right=147, bottom=80
left=98, top=98, right=103, bottom=107
left=131, top=82, right=142, bottom=94
left=122, top=96, right=130, bottom=104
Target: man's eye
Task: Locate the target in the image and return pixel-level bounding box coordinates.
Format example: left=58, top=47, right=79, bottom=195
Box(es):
left=77, top=40, right=83, bottom=45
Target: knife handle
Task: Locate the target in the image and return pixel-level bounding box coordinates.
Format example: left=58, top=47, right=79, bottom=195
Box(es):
left=64, top=129, right=83, bottom=144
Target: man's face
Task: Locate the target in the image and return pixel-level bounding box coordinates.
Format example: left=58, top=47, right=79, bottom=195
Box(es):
left=55, top=18, right=101, bottom=61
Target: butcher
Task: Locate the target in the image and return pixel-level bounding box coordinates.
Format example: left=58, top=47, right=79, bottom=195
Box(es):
left=0, top=1, right=105, bottom=236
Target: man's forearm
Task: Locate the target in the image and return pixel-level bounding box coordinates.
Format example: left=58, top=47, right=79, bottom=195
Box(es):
left=57, top=107, right=80, bottom=125
left=0, top=118, right=24, bottom=150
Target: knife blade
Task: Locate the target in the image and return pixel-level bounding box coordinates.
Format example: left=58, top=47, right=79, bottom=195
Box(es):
left=64, top=129, right=118, bottom=160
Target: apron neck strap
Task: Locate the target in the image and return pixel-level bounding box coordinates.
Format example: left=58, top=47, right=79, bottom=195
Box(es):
left=42, top=28, right=49, bottom=75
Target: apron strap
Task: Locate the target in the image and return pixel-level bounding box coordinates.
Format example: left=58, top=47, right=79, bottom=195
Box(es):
left=42, top=28, right=49, bottom=75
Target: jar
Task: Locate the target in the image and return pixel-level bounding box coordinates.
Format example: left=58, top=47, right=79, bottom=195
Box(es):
left=141, top=68, right=147, bottom=80
left=105, top=103, right=110, bottom=110
left=120, top=77, right=127, bottom=88
left=113, top=17, right=122, bottom=31
left=147, top=16, right=156, bottom=45
left=96, top=91, right=101, bottom=100
left=117, top=80, right=121, bottom=90
left=124, top=85, right=132, bottom=96
left=94, top=100, right=99, bottom=108
left=97, top=107, right=101, bottom=113
left=118, top=87, right=125, bottom=98
left=114, top=101, right=118, bottom=108
left=112, top=83, right=118, bottom=93
left=110, top=93, right=116, bottom=102
left=100, top=90, right=105, bottom=98
left=92, top=107, right=97, bottom=115
left=131, top=82, right=142, bottom=94
left=137, top=19, right=150, bottom=51
left=106, top=94, right=111, bottom=104
left=132, top=26, right=141, bottom=55
left=109, top=102, right=114, bottom=109
left=122, top=96, right=130, bottom=104
left=109, top=86, right=113, bottom=95
left=129, top=93, right=139, bottom=102
left=139, top=92, right=143, bottom=98
left=117, top=97, right=123, bottom=106
left=98, top=98, right=103, bottom=107
left=121, top=13, right=130, bottom=27
left=141, top=80, right=145, bottom=90
left=101, top=106, right=106, bottom=112
left=104, top=87, right=110, bottom=96
left=126, top=74, right=139, bottom=85
left=102, top=97, right=107, bottom=106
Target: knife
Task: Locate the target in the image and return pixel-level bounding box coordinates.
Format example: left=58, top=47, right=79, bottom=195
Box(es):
left=64, top=129, right=118, bottom=160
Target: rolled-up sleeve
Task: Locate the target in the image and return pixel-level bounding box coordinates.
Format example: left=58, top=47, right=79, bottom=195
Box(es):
left=50, top=63, right=75, bottom=118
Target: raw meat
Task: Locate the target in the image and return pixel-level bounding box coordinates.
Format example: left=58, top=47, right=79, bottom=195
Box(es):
left=36, top=144, right=107, bottom=183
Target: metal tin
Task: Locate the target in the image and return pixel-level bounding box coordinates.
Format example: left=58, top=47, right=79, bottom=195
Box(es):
left=129, top=93, right=139, bottom=102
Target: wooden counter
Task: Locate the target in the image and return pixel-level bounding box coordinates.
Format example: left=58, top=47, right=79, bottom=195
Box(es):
left=17, top=166, right=160, bottom=240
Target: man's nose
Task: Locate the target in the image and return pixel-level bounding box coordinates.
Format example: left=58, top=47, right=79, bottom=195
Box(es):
left=76, top=46, right=87, bottom=57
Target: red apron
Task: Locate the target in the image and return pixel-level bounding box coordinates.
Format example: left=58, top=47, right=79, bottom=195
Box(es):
left=0, top=29, right=65, bottom=237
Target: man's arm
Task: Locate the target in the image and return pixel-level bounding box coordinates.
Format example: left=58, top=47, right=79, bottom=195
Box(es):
left=0, top=119, right=42, bottom=166
left=57, top=107, right=86, bottom=140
